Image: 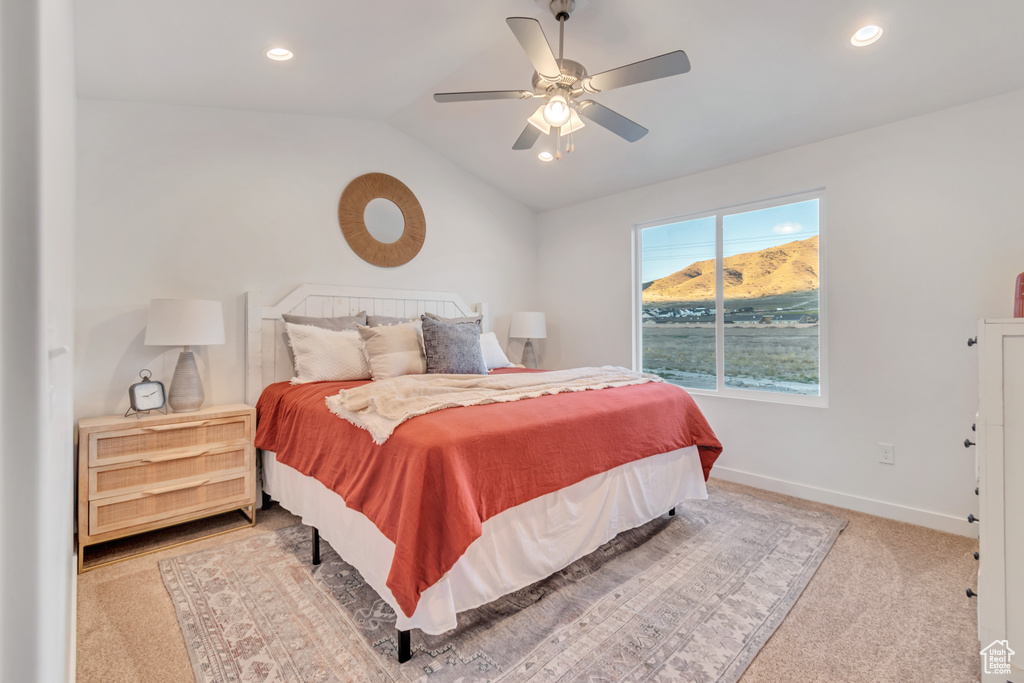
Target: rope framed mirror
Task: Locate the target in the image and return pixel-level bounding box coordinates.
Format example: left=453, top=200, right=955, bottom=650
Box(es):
left=338, top=173, right=426, bottom=268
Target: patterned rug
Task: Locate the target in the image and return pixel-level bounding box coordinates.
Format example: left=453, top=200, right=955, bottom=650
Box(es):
left=160, top=484, right=846, bottom=682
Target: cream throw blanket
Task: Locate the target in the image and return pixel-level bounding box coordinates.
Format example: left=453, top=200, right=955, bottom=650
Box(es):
left=325, top=366, right=663, bottom=445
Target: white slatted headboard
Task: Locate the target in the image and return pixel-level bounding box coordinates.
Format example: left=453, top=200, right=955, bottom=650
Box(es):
left=245, top=284, right=488, bottom=405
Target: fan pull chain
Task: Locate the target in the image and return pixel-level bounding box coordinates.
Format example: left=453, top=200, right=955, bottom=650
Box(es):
left=555, top=126, right=562, bottom=160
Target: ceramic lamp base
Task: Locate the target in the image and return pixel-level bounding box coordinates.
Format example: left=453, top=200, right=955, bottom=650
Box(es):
left=521, top=339, right=538, bottom=369
left=168, top=349, right=205, bottom=412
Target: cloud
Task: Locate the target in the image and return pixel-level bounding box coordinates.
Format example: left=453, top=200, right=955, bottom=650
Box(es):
left=773, top=222, right=803, bottom=235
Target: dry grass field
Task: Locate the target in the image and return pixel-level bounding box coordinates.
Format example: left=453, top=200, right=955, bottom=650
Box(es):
left=641, top=323, right=819, bottom=395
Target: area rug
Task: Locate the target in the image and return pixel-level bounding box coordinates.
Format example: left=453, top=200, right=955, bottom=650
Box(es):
left=160, top=484, right=846, bottom=682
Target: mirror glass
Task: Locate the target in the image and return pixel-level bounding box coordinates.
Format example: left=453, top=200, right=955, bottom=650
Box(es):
left=364, top=198, right=405, bottom=244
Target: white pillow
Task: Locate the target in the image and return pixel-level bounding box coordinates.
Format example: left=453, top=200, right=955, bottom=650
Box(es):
left=286, top=323, right=371, bottom=383
left=480, top=331, right=514, bottom=370
left=357, top=321, right=427, bottom=380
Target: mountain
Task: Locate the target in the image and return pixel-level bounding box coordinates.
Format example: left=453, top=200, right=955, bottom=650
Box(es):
left=643, top=235, right=818, bottom=303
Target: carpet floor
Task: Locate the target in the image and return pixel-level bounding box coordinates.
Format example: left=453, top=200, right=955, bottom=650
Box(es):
left=158, top=484, right=845, bottom=681
left=76, top=479, right=982, bottom=682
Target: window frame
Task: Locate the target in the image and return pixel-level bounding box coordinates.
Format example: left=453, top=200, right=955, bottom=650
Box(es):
left=632, top=189, right=828, bottom=408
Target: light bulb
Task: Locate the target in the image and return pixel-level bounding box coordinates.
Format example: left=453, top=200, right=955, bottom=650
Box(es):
left=538, top=152, right=554, bottom=162
left=542, top=95, right=571, bottom=128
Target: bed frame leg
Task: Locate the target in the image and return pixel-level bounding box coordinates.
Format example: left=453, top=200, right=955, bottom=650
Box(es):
left=669, top=507, right=676, bottom=516
left=397, top=629, right=411, bottom=663
left=261, top=491, right=273, bottom=510
left=311, top=527, right=321, bottom=565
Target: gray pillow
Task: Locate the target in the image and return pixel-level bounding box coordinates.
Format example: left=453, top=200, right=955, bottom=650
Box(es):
left=422, top=311, right=482, bottom=329
left=282, top=311, right=366, bottom=331
left=367, top=314, right=417, bottom=327
left=420, top=317, right=487, bottom=375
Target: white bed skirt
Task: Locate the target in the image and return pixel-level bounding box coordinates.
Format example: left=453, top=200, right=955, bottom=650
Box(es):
left=262, top=446, right=708, bottom=635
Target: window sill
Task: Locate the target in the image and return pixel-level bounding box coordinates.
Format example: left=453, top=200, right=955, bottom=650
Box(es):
left=681, top=385, right=829, bottom=408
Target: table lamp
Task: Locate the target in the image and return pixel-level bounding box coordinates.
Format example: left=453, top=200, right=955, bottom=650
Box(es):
left=509, top=312, right=546, bottom=369
left=145, top=299, right=225, bottom=412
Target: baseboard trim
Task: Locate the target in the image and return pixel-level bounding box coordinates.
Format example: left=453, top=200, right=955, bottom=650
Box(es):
left=711, top=466, right=976, bottom=538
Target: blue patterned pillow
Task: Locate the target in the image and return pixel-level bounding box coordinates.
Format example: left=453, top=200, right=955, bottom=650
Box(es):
left=420, top=316, right=487, bottom=374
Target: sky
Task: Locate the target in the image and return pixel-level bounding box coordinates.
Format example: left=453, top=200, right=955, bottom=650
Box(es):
left=641, top=199, right=820, bottom=282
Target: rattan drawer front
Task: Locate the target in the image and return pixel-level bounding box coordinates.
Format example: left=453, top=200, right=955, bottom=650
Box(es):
left=88, top=416, right=250, bottom=467
left=89, top=444, right=251, bottom=500
left=89, top=471, right=253, bottom=536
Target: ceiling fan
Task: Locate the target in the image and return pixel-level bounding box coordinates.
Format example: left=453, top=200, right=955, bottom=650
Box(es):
left=433, top=0, right=691, bottom=159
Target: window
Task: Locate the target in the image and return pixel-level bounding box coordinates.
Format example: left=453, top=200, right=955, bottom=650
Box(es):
left=634, top=192, right=826, bottom=405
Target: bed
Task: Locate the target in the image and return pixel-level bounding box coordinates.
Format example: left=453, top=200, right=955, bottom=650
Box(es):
left=245, top=284, right=722, bottom=662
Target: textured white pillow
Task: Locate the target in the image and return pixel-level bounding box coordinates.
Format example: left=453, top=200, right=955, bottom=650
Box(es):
left=286, top=323, right=371, bottom=383
left=480, top=331, right=514, bottom=370
left=357, top=321, right=427, bottom=380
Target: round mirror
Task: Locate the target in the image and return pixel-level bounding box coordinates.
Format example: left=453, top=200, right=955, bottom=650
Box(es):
left=338, top=172, right=426, bottom=268
left=363, top=198, right=405, bottom=244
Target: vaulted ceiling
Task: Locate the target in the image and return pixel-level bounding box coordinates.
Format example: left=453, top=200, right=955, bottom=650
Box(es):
left=75, top=0, right=1024, bottom=211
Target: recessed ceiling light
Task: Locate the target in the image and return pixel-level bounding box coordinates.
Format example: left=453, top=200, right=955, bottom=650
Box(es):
left=266, top=47, right=293, bottom=61
left=538, top=152, right=553, bottom=162
left=851, top=25, right=883, bottom=47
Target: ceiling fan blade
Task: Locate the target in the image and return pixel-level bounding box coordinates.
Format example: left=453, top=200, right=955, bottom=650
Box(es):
left=578, top=101, right=648, bottom=142
left=583, top=50, right=690, bottom=93
left=434, top=90, right=534, bottom=103
left=506, top=17, right=561, bottom=81
left=512, top=123, right=543, bottom=150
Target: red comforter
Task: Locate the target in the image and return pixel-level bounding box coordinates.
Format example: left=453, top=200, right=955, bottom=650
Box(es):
left=255, top=368, right=721, bottom=618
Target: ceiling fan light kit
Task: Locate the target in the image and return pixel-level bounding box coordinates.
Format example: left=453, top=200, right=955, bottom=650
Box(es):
left=434, top=0, right=691, bottom=159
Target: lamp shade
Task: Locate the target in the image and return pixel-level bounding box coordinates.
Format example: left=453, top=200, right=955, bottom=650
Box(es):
left=509, top=312, right=547, bottom=339
left=145, top=299, right=225, bottom=347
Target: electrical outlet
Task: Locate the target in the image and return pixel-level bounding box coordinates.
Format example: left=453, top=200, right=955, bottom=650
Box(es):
left=878, top=443, right=894, bottom=465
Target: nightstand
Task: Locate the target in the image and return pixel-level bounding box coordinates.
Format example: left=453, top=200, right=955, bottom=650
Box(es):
left=77, top=403, right=257, bottom=573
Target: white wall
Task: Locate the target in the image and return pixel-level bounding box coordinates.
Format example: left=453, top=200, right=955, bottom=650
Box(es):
left=75, top=100, right=538, bottom=420
left=537, top=89, right=1024, bottom=536
left=1, top=0, right=77, bottom=681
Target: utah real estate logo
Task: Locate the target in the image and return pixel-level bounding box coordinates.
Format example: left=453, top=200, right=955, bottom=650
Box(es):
left=980, top=640, right=1015, bottom=676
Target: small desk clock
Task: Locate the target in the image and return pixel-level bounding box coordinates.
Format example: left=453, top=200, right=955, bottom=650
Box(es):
left=126, top=369, right=167, bottom=418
